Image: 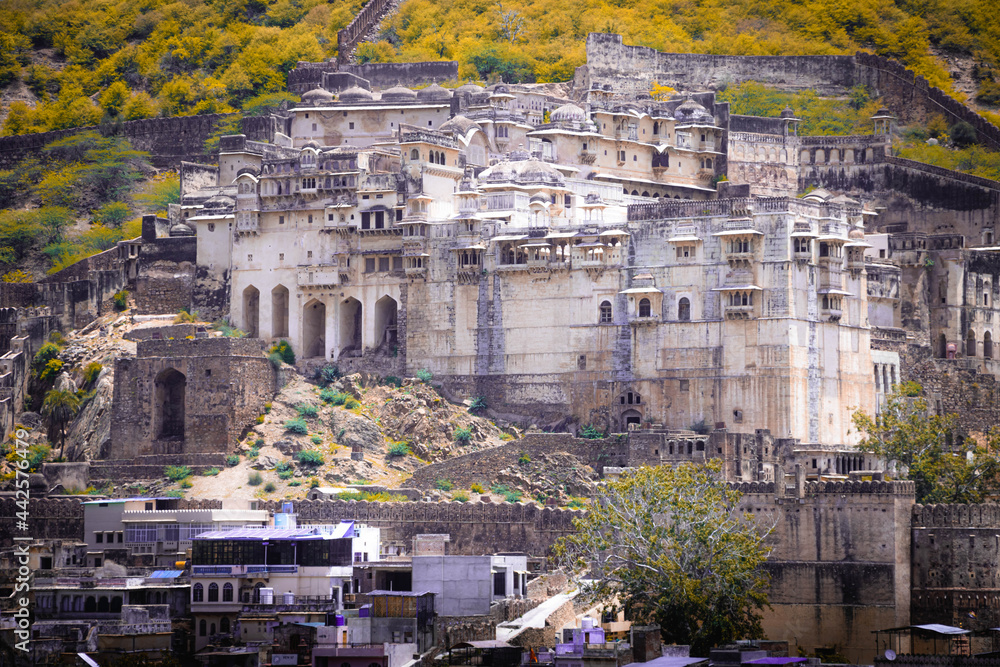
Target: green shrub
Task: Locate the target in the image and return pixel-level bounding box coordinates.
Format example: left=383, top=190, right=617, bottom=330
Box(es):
left=454, top=426, right=472, bottom=444
left=309, top=478, right=320, bottom=488
left=470, top=482, right=485, bottom=494
left=384, top=375, right=402, bottom=387
left=255, top=438, right=265, bottom=447
left=39, top=358, right=64, bottom=383
left=256, top=414, right=265, bottom=424
left=503, top=490, right=523, bottom=503
left=248, top=447, right=260, bottom=459
left=518, top=451, right=531, bottom=465
left=567, top=498, right=586, bottom=509
left=275, top=461, right=292, bottom=473
left=468, top=396, right=487, bottom=413
left=435, top=479, right=454, bottom=491
left=452, top=490, right=469, bottom=502
left=284, top=417, right=308, bottom=434
left=388, top=442, right=410, bottom=457
left=899, top=381, right=923, bottom=397
left=490, top=482, right=509, bottom=494
left=295, top=449, right=325, bottom=466
left=113, top=289, right=129, bottom=311
left=279, top=469, right=294, bottom=480
left=263, top=482, right=276, bottom=493
left=289, top=480, right=302, bottom=486
left=203, top=467, right=220, bottom=476
left=579, top=424, right=604, bottom=439
left=32, top=342, right=61, bottom=376
left=226, top=454, right=240, bottom=466
left=416, top=369, right=433, bottom=383
left=311, top=435, right=323, bottom=445
left=500, top=432, right=515, bottom=441
left=248, top=471, right=263, bottom=486
left=164, top=465, right=191, bottom=481
left=320, top=364, right=340, bottom=385
left=270, top=340, right=295, bottom=365
left=180, top=479, right=193, bottom=489
left=344, top=398, right=361, bottom=410
left=211, top=319, right=245, bottom=337
left=164, top=490, right=184, bottom=498
left=322, top=389, right=352, bottom=405
left=296, top=403, right=318, bottom=418
left=82, top=361, right=103, bottom=387
left=94, top=201, right=129, bottom=228
left=950, top=121, right=978, bottom=147
left=268, top=352, right=284, bottom=368
left=174, top=309, right=197, bottom=323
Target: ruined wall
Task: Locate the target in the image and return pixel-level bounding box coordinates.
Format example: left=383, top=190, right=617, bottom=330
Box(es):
left=108, top=338, right=275, bottom=463
left=0, top=114, right=234, bottom=170
left=741, top=480, right=915, bottom=663
left=134, top=235, right=198, bottom=316
left=335, top=0, right=397, bottom=65
left=0, top=497, right=84, bottom=550
left=340, top=63, right=460, bottom=89
left=911, top=504, right=1000, bottom=655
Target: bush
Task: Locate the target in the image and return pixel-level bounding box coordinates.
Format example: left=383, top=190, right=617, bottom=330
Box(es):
left=311, top=435, right=323, bottom=445
left=263, top=482, right=276, bottom=493
left=203, top=467, right=220, bottom=476
left=435, top=479, right=454, bottom=491
left=289, top=480, right=302, bottom=486
left=295, top=449, right=325, bottom=466
left=112, top=289, right=128, bottom=311
left=579, top=424, right=604, bottom=439
left=164, top=465, right=191, bottom=481
left=248, top=447, right=260, bottom=459
left=899, top=381, right=923, bottom=397
left=164, top=489, right=184, bottom=498
left=416, top=369, right=433, bottom=383
left=518, top=451, right=531, bottom=465
left=180, top=479, right=193, bottom=489
left=212, top=319, right=245, bottom=337
left=32, top=342, right=61, bottom=376
left=174, top=309, right=198, bottom=323
left=256, top=414, right=265, bottom=424
left=503, top=489, right=523, bottom=503
left=471, top=482, right=485, bottom=494
left=344, top=397, right=361, bottom=410
left=226, top=454, right=240, bottom=466
left=388, top=442, right=410, bottom=457
left=321, top=389, right=352, bottom=405
left=94, top=201, right=129, bottom=228
left=270, top=340, right=295, bottom=365
left=275, top=461, right=292, bottom=473
left=296, top=403, right=318, bottom=418
left=284, top=417, right=308, bottom=434
left=309, top=478, right=320, bottom=488
left=454, top=426, right=473, bottom=444
left=279, top=469, right=294, bottom=480
left=384, top=375, right=402, bottom=388
left=452, top=490, right=469, bottom=502
left=264, top=403, right=272, bottom=413
left=255, top=438, right=265, bottom=447
left=951, top=121, right=978, bottom=147
left=468, top=396, right=487, bottom=413
left=82, top=361, right=103, bottom=387
left=268, top=352, right=284, bottom=368
left=319, top=364, right=340, bottom=385
left=39, top=358, right=64, bottom=383
left=500, top=432, right=515, bottom=441
left=248, top=471, right=263, bottom=486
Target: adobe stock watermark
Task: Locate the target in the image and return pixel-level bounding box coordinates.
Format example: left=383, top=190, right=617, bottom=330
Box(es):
left=9, top=427, right=34, bottom=652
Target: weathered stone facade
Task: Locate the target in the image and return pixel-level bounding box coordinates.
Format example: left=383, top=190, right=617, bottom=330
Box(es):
left=108, top=337, right=276, bottom=463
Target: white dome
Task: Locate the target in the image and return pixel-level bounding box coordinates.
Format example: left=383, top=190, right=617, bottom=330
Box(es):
left=551, top=103, right=586, bottom=122
left=339, top=86, right=373, bottom=102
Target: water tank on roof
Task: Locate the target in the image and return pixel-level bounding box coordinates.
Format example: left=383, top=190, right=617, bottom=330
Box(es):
left=283, top=591, right=295, bottom=604
left=581, top=617, right=595, bottom=629
left=259, top=588, right=274, bottom=605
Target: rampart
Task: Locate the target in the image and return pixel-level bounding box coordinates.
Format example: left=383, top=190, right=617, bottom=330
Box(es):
left=336, top=0, right=397, bottom=65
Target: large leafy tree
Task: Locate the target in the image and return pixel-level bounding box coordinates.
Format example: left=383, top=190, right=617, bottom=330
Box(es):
left=852, top=381, right=1000, bottom=503
left=554, top=462, right=771, bottom=656
left=41, top=388, right=81, bottom=461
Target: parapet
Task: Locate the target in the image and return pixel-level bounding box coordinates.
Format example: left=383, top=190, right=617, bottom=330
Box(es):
left=912, top=503, right=1000, bottom=528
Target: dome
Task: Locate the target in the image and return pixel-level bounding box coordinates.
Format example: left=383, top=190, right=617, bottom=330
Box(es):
left=674, top=97, right=711, bottom=121
left=301, top=87, right=334, bottom=105
left=456, top=82, right=485, bottom=96
left=848, top=227, right=866, bottom=241
left=203, top=194, right=235, bottom=210
left=418, top=83, right=453, bottom=101
left=529, top=192, right=551, bottom=204
left=169, top=221, right=195, bottom=237
left=302, top=140, right=321, bottom=150
left=513, top=157, right=564, bottom=185
left=478, top=160, right=515, bottom=182
left=381, top=85, right=417, bottom=102
left=780, top=105, right=796, bottom=118
left=551, top=103, right=586, bottom=123
left=438, top=115, right=481, bottom=136
left=339, top=86, right=373, bottom=102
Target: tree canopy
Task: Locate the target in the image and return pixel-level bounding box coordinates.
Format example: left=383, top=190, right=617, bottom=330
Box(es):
left=852, top=381, right=1000, bottom=503
left=554, top=462, right=771, bottom=656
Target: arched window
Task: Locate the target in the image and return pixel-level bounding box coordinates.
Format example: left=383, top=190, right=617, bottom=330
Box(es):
left=939, top=333, right=948, bottom=359
left=208, top=583, right=219, bottom=602
left=653, top=121, right=659, bottom=134
left=210, top=623, right=216, bottom=636
left=678, top=297, right=690, bottom=321
left=968, top=330, right=977, bottom=357
left=223, top=583, right=233, bottom=602
left=410, top=148, right=419, bottom=161
left=220, top=617, right=230, bottom=634
left=985, top=331, right=993, bottom=359
left=639, top=298, right=651, bottom=317
left=193, top=583, right=203, bottom=602
left=199, top=620, right=207, bottom=636
left=599, top=301, right=612, bottom=324
left=705, top=158, right=712, bottom=169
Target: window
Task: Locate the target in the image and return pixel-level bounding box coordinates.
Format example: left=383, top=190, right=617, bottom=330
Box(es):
left=679, top=379, right=690, bottom=392
left=968, top=330, right=977, bottom=357
left=220, top=617, right=230, bottom=633
left=349, top=122, right=355, bottom=130
left=96, top=533, right=103, bottom=543
left=193, top=584, right=203, bottom=602
left=307, top=251, right=313, bottom=259
left=279, top=215, right=285, bottom=225
left=365, top=258, right=376, bottom=273
left=678, top=297, right=690, bottom=321
left=638, top=298, right=651, bottom=317
left=208, top=223, right=215, bottom=232
left=599, top=300, right=612, bottom=323
left=733, top=409, right=743, bottom=423
left=410, top=148, right=419, bottom=160
left=794, top=238, right=810, bottom=253
left=117, top=532, right=123, bottom=543
left=392, top=256, right=403, bottom=270
left=247, top=254, right=253, bottom=262
left=308, top=214, right=313, bottom=223
left=223, top=583, right=233, bottom=602
left=279, top=253, right=284, bottom=261
left=199, top=620, right=207, bottom=636
left=361, top=212, right=371, bottom=229
left=378, top=257, right=390, bottom=272
left=208, top=583, right=219, bottom=602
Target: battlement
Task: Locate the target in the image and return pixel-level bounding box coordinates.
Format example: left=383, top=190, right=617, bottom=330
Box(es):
left=912, top=503, right=1000, bottom=528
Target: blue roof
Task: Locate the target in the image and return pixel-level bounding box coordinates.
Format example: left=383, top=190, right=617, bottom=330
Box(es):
left=623, top=657, right=706, bottom=667
left=294, top=622, right=326, bottom=628
left=194, top=527, right=349, bottom=541
left=150, top=570, right=184, bottom=579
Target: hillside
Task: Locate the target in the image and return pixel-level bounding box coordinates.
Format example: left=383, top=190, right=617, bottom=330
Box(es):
left=0, top=0, right=999, bottom=139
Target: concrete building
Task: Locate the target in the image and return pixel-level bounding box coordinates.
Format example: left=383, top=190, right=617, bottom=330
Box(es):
left=411, top=553, right=528, bottom=617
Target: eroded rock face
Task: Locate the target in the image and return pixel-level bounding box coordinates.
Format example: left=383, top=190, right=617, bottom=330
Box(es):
left=328, top=409, right=383, bottom=453
left=67, top=367, right=113, bottom=461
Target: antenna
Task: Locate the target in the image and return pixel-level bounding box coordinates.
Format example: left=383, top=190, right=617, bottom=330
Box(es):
left=885, top=650, right=897, bottom=661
